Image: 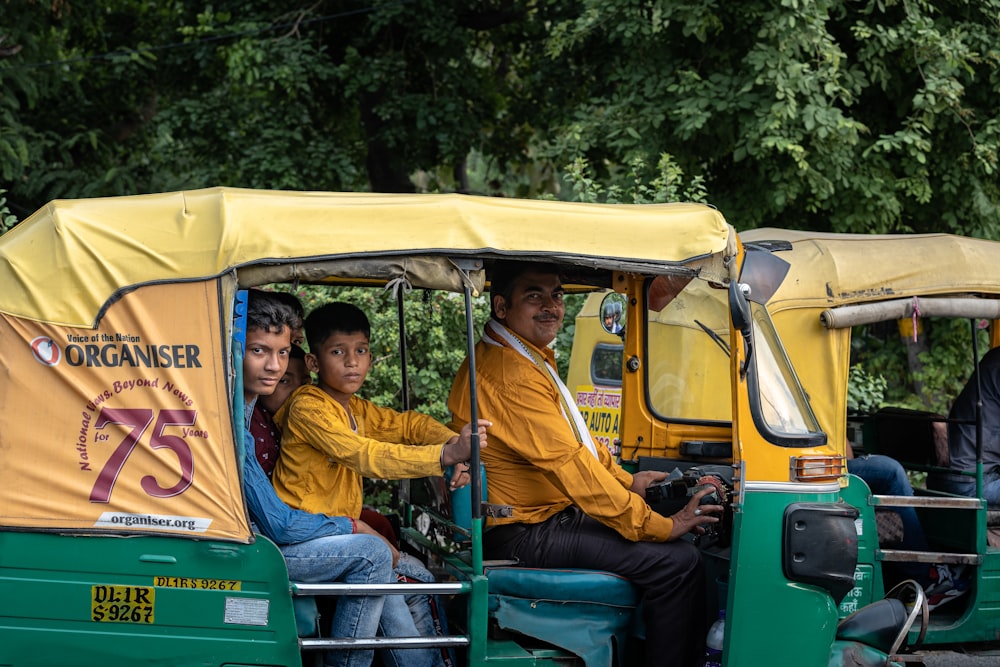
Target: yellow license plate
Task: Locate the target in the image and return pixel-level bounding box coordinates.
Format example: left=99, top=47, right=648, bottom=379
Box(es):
left=153, top=575, right=241, bottom=591
left=91, top=585, right=155, bottom=624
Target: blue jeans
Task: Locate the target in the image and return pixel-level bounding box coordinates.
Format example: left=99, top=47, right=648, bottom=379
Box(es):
left=282, top=536, right=437, bottom=667
left=848, top=455, right=932, bottom=583
left=928, top=465, right=1000, bottom=507
left=378, top=594, right=438, bottom=667
left=282, top=533, right=391, bottom=667
left=848, top=455, right=927, bottom=550
left=395, top=553, right=451, bottom=667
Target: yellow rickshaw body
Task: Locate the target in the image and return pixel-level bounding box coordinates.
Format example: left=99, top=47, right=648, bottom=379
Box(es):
left=742, top=228, right=1000, bottom=449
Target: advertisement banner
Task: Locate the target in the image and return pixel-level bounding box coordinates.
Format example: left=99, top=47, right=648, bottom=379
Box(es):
left=0, top=281, right=250, bottom=541
left=574, top=383, right=622, bottom=459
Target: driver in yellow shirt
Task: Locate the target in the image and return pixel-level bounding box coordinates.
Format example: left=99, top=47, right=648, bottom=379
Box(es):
left=448, top=261, right=719, bottom=667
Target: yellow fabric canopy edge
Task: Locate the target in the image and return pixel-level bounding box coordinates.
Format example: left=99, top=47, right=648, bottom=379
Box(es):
left=0, top=188, right=733, bottom=327
left=743, top=227, right=1000, bottom=312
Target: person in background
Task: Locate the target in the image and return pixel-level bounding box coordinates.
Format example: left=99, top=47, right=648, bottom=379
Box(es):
left=251, top=343, right=310, bottom=476
left=270, top=290, right=307, bottom=346
left=846, top=446, right=967, bottom=609
left=601, top=299, right=623, bottom=334
left=930, top=346, right=1000, bottom=505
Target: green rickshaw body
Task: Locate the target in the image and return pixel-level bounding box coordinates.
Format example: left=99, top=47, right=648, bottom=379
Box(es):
left=0, top=532, right=301, bottom=666
left=724, top=488, right=845, bottom=665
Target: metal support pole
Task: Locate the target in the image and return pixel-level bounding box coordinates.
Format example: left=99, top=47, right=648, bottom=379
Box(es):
left=462, top=282, right=484, bottom=575
left=972, top=318, right=984, bottom=500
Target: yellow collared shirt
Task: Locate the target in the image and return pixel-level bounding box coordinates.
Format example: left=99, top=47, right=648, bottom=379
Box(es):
left=448, top=326, right=674, bottom=542
left=273, top=384, right=454, bottom=518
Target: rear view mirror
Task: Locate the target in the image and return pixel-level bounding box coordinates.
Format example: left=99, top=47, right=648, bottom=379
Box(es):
left=600, top=292, right=627, bottom=337
left=730, top=280, right=753, bottom=377
left=739, top=246, right=790, bottom=305
left=730, top=280, right=751, bottom=332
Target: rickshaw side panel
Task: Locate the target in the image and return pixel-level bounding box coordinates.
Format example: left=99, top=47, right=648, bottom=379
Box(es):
left=0, top=276, right=306, bottom=664
left=725, top=489, right=844, bottom=667
left=0, top=531, right=300, bottom=667
left=0, top=280, right=250, bottom=542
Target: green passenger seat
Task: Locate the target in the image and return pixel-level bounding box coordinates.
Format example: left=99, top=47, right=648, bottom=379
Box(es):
left=451, top=465, right=640, bottom=667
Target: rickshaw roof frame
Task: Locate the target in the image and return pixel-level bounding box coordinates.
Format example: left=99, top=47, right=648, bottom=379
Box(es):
left=743, top=228, right=1000, bottom=314
left=1, top=187, right=736, bottom=328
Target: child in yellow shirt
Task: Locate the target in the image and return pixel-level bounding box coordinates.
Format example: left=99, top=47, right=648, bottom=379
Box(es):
left=272, top=301, right=488, bottom=519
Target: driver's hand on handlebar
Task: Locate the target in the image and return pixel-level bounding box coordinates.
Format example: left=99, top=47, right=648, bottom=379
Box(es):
left=669, top=487, right=723, bottom=540
left=630, top=470, right=669, bottom=498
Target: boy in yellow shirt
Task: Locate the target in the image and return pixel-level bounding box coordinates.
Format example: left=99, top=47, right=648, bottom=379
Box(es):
left=272, top=301, right=488, bottom=519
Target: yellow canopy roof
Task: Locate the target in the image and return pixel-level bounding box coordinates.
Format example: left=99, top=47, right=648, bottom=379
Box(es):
left=742, top=228, right=1000, bottom=313
left=1, top=187, right=734, bottom=327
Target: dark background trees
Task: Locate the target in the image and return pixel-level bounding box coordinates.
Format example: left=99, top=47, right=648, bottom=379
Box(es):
left=6, top=0, right=996, bottom=233
left=3, top=0, right=999, bottom=409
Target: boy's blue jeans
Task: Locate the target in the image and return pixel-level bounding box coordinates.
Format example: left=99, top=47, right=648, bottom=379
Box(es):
left=282, top=534, right=436, bottom=667
left=396, top=553, right=452, bottom=667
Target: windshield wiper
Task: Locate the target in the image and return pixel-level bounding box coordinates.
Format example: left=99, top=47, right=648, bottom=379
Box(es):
left=695, top=319, right=731, bottom=357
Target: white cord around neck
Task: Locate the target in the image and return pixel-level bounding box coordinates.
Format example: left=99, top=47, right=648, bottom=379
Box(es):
left=484, top=319, right=599, bottom=459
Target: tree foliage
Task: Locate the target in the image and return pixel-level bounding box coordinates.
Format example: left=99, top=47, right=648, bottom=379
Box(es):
left=851, top=317, right=991, bottom=414
left=4, top=0, right=1000, bottom=413
left=538, top=0, right=1000, bottom=235
left=4, top=0, right=999, bottom=236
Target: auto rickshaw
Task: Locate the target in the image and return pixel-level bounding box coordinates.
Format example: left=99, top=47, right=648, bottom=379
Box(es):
left=0, top=189, right=919, bottom=666
left=740, top=227, right=1000, bottom=652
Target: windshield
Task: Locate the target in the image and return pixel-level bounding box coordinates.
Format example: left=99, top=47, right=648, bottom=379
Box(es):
left=646, top=277, right=733, bottom=422
left=644, top=277, right=824, bottom=445
left=747, top=302, right=825, bottom=445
